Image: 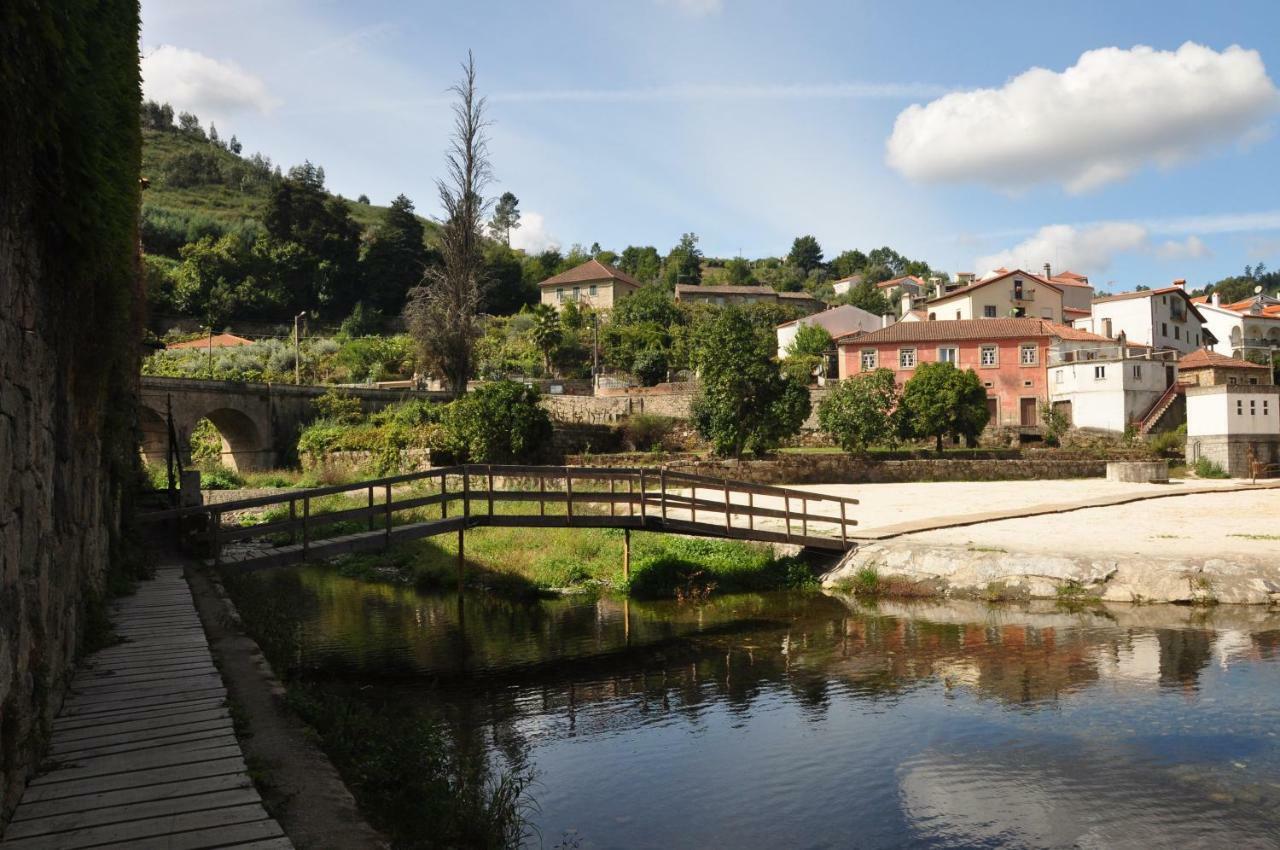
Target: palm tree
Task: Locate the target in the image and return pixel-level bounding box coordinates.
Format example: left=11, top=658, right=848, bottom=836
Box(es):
left=530, top=304, right=562, bottom=376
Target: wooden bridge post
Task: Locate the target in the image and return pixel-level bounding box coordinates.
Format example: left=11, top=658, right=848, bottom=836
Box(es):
left=839, top=500, right=847, bottom=548
left=367, top=485, right=375, bottom=532
left=487, top=465, right=494, bottom=516
left=691, top=482, right=696, bottom=524
left=609, top=476, right=615, bottom=517
left=288, top=498, right=297, bottom=545
left=626, top=476, right=633, bottom=517
left=802, top=497, right=808, bottom=539
left=783, top=496, right=791, bottom=542
left=723, top=479, right=731, bottom=534
left=440, top=471, right=448, bottom=519
left=660, top=468, right=667, bottom=523
left=462, top=470, right=470, bottom=520
left=565, top=467, right=574, bottom=522
left=639, top=468, right=647, bottom=524
left=748, top=492, right=754, bottom=531
left=302, top=496, right=310, bottom=558
left=538, top=473, right=545, bottom=517
left=385, top=483, right=393, bottom=546
left=210, top=510, right=221, bottom=566
left=623, top=528, right=631, bottom=581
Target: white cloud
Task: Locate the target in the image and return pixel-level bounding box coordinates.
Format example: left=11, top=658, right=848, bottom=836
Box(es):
left=142, top=45, right=279, bottom=119
left=975, top=222, right=1211, bottom=275
left=887, top=42, right=1280, bottom=193
left=656, top=0, right=723, bottom=16
left=1155, top=235, right=1211, bottom=260
left=509, top=211, right=559, bottom=254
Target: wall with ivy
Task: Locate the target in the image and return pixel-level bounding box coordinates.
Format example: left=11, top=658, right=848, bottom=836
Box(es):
left=0, top=0, right=144, bottom=819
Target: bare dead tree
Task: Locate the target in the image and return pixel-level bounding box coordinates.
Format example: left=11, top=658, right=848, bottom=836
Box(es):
left=405, top=51, right=492, bottom=398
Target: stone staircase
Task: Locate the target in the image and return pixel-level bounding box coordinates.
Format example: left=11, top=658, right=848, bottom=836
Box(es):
left=1137, top=383, right=1185, bottom=436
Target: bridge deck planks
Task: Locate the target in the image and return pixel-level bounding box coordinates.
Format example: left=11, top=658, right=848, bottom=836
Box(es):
left=0, top=566, right=293, bottom=850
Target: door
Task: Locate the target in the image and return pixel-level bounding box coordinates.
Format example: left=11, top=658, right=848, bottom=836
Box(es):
left=985, top=397, right=998, bottom=426
left=1020, top=397, right=1038, bottom=427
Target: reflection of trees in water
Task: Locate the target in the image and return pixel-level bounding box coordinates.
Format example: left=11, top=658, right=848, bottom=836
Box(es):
left=1157, top=629, right=1213, bottom=690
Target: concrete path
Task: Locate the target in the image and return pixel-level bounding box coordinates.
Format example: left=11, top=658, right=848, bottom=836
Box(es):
left=0, top=566, right=292, bottom=850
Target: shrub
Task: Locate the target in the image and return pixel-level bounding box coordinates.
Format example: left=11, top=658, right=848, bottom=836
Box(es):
left=817, top=368, right=899, bottom=452
left=189, top=418, right=223, bottom=465
left=621, top=414, right=676, bottom=451
left=631, top=348, right=668, bottom=387
left=312, top=388, right=363, bottom=424
left=439, top=381, right=552, bottom=463
left=1148, top=424, right=1186, bottom=456
left=1194, top=457, right=1230, bottom=479
left=199, top=465, right=245, bottom=490
left=1040, top=402, right=1070, bottom=447
left=781, top=353, right=822, bottom=385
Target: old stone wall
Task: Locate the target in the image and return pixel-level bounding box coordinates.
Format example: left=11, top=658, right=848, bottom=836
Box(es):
left=0, top=3, right=143, bottom=821
left=543, top=384, right=832, bottom=429
left=563, top=452, right=1108, bottom=485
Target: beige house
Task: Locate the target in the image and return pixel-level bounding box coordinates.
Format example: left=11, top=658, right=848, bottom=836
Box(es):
left=539, top=259, right=642, bottom=311
left=922, top=269, right=1066, bottom=323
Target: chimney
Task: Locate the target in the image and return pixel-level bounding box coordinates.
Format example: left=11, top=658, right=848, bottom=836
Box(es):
left=1211, top=292, right=1221, bottom=307
left=1173, top=278, right=1186, bottom=290
left=900, top=291, right=913, bottom=317
left=1043, top=262, right=1052, bottom=280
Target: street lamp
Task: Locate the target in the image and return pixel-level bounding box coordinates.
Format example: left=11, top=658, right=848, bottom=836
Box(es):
left=293, top=311, right=307, bottom=385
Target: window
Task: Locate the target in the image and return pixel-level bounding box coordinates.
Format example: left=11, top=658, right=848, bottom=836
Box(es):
left=1250, top=377, right=1260, bottom=385
left=1266, top=400, right=1272, bottom=415
left=983, top=305, right=997, bottom=318
left=1229, top=376, right=1238, bottom=385
left=1195, top=333, right=1200, bottom=346
left=572, top=286, right=580, bottom=300
left=938, top=346, right=958, bottom=364
left=1250, top=399, right=1257, bottom=415
left=1020, top=344, right=1038, bottom=365
left=589, top=284, right=598, bottom=296
left=1174, top=326, right=1180, bottom=340
left=1162, top=322, right=1168, bottom=337
left=1094, top=365, right=1106, bottom=380
left=1132, top=364, right=1143, bottom=380
left=899, top=348, right=917, bottom=369
left=556, top=287, right=564, bottom=302
left=955, top=310, right=961, bottom=320
left=980, top=345, right=998, bottom=367
left=861, top=349, right=877, bottom=371
left=1055, top=369, right=1063, bottom=384
left=1237, top=400, right=1244, bottom=415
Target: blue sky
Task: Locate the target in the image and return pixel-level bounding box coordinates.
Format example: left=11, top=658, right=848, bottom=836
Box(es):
left=141, top=0, right=1280, bottom=290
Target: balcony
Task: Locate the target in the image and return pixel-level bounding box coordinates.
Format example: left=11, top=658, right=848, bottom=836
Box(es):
left=1010, top=288, right=1034, bottom=302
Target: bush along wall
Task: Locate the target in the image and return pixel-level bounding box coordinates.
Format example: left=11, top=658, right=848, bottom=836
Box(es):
left=0, top=0, right=146, bottom=819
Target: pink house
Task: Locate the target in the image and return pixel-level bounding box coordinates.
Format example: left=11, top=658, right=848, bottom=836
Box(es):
left=834, top=318, right=1112, bottom=427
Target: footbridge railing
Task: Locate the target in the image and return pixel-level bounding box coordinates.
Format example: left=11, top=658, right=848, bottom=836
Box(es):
left=138, top=464, right=859, bottom=572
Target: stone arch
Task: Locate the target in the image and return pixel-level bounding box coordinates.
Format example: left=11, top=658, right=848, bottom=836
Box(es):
left=198, top=407, right=270, bottom=472
left=139, top=404, right=169, bottom=468
left=1231, top=326, right=1243, bottom=348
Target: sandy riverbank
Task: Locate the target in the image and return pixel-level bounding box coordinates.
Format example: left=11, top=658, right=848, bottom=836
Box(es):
left=800, top=478, right=1280, bottom=604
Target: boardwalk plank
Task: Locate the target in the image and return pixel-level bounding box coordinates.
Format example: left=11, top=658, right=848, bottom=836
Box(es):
left=54, top=696, right=226, bottom=729
left=2, top=787, right=262, bottom=841
left=15, top=756, right=248, bottom=803
left=95, top=816, right=283, bottom=850
left=52, top=725, right=235, bottom=762
left=1, top=802, right=273, bottom=849
left=9, top=773, right=253, bottom=821
left=30, top=742, right=243, bottom=786
left=52, top=708, right=231, bottom=745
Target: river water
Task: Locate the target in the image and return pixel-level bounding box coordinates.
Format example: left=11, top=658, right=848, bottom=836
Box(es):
left=241, top=566, right=1280, bottom=849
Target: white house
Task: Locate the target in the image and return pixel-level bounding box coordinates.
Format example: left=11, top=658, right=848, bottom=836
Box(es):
left=1048, top=347, right=1176, bottom=434
left=921, top=269, right=1066, bottom=324
left=1074, top=284, right=1211, bottom=355
left=831, top=274, right=863, bottom=297
left=1186, top=384, right=1280, bottom=476
left=776, top=304, right=891, bottom=360
left=1191, top=291, right=1280, bottom=361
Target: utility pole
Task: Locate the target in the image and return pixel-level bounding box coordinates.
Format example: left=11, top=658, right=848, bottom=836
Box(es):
left=294, top=311, right=306, bottom=385
left=591, top=312, right=600, bottom=392
left=206, top=327, right=213, bottom=379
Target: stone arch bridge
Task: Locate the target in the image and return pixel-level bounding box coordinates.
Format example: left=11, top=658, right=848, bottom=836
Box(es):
left=140, top=376, right=450, bottom=471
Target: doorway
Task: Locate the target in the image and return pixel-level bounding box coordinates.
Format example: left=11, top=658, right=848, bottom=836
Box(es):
left=1020, top=397, right=1038, bottom=427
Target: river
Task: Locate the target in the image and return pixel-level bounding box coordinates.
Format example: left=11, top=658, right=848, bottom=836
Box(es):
left=233, top=566, right=1280, bottom=848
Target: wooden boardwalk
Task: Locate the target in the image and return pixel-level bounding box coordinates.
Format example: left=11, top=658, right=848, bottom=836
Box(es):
left=1, top=566, right=292, bottom=850
left=138, top=464, right=860, bottom=573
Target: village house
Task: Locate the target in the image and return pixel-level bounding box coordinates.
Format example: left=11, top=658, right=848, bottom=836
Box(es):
left=835, top=317, right=1117, bottom=428
left=1186, top=382, right=1280, bottom=477
left=877, top=275, right=928, bottom=311
left=1048, top=343, right=1177, bottom=434
left=830, top=273, right=863, bottom=297
left=538, top=259, right=642, bottom=312
left=776, top=304, right=892, bottom=378
left=1191, top=291, right=1280, bottom=361
left=1074, top=283, right=1212, bottom=354
left=906, top=269, right=1068, bottom=324
left=1177, top=348, right=1274, bottom=387
left=674, top=284, right=825, bottom=315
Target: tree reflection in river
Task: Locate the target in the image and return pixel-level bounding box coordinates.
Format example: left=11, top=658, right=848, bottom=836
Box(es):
left=232, top=566, right=1280, bottom=848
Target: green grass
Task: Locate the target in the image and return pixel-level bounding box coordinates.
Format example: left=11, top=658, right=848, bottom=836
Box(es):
left=241, top=480, right=818, bottom=599
left=1193, top=457, right=1230, bottom=479
left=1228, top=533, right=1280, bottom=541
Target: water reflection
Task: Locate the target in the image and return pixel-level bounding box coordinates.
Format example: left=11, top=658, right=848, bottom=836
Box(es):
left=244, top=567, right=1280, bottom=848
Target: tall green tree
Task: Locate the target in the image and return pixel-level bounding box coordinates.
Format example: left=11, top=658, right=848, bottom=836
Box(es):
left=787, top=235, right=824, bottom=273
left=664, top=232, right=703, bottom=287
left=725, top=256, right=754, bottom=284
left=691, top=307, right=811, bottom=458
left=834, top=279, right=893, bottom=315
left=618, top=245, right=663, bottom=282
left=488, top=191, right=521, bottom=245
left=817, top=368, right=899, bottom=452
left=830, top=249, right=868, bottom=279
left=528, top=304, right=562, bottom=375
left=405, top=53, right=492, bottom=398
left=898, top=362, right=990, bottom=452
left=361, top=193, right=430, bottom=314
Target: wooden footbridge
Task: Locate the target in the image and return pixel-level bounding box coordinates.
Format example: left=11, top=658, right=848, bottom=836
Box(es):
left=139, top=465, right=858, bottom=576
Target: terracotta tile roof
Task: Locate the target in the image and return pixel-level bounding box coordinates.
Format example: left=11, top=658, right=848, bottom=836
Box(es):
left=675, top=284, right=777, bottom=297
left=167, top=333, right=255, bottom=349
left=1048, top=274, right=1092, bottom=288
left=927, top=268, right=1062, bottom=305
left=1178, top=349, right=1272, bottom=370
left=538, top=259, right=642, bottom=289
left=1063, top=306, right=1091, bottom=316
left=835, top=317, right=1071, bottom=346
left=1041, top=322, right=1116, bottom=343
left=776, top=304, right=883, bottom=336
